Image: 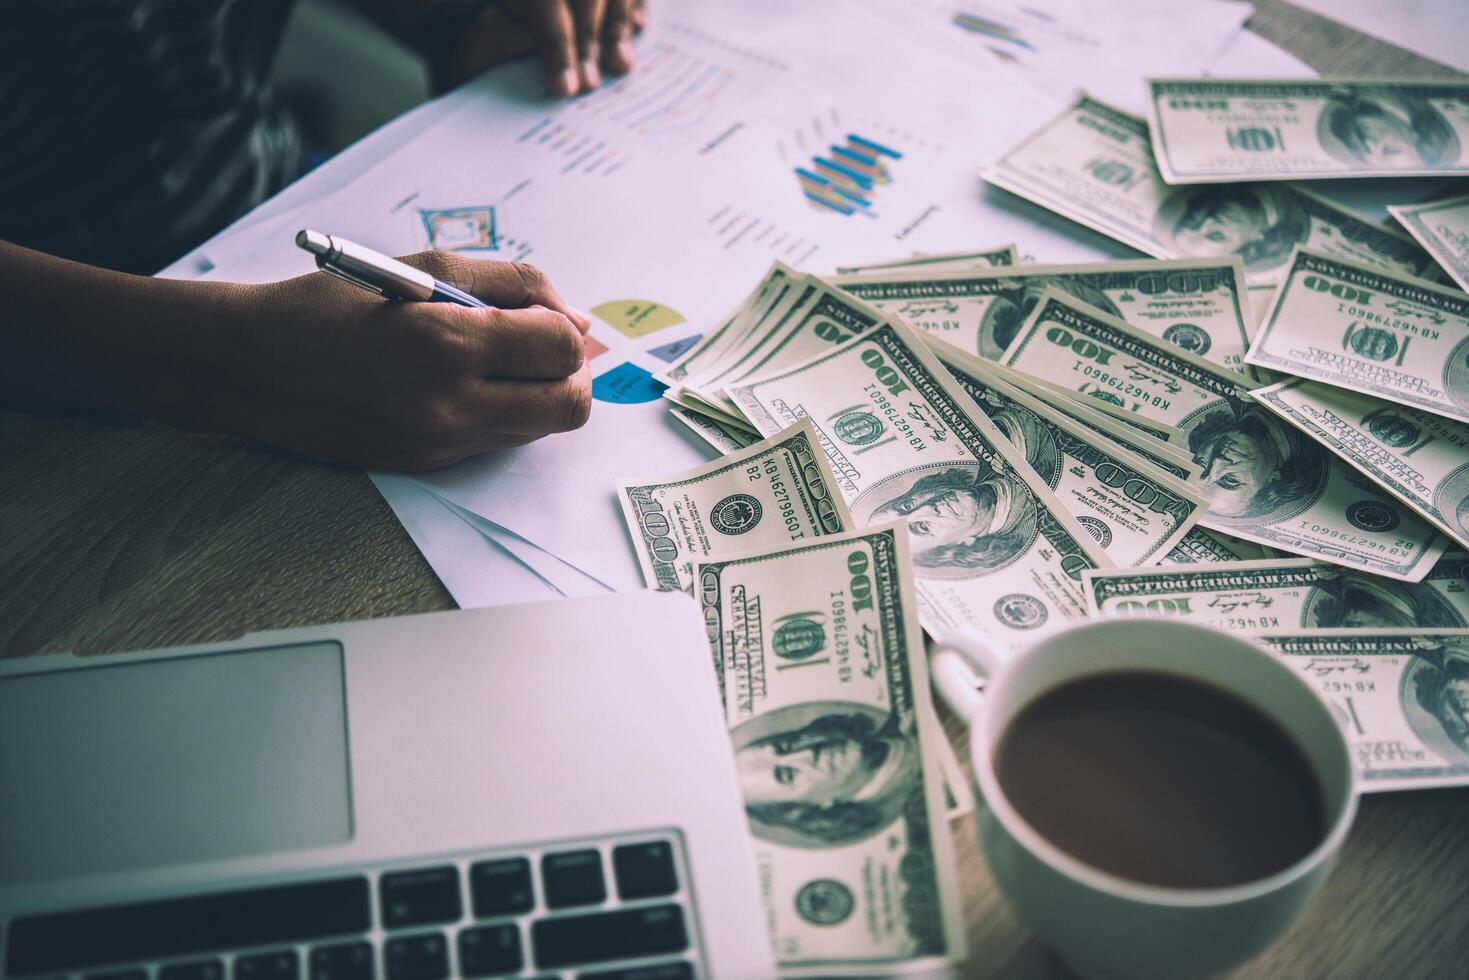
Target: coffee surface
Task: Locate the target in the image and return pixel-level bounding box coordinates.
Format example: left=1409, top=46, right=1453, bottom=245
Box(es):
left=995, top=670, right=1325, bottom=889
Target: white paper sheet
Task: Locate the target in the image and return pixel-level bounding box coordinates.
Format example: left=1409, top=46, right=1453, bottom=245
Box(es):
left=369, top=473, right=560, bottom=607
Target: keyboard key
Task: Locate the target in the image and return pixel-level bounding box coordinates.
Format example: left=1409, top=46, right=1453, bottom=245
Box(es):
left=612, top=841, right=679, bottom=900
left=310, top=940, right=374, bottom=980
left=458, top=923, right=524, bottom=977
left=579, top=964, right=694, bottom=980
left=235, top=950, right=300, bottom=979
left=8, top=877, right=369, bottom=977
left=532, top=904, right=689, bottom=970
left=541, top=850, right=606, bottom=909
left=470, top=858, right=535, bottom=918
left=85, top=972, right=148, bottom=980
left=160, top=960, right=225, bottom=980
left=384, top=932, right=449, bottom=980
left=380, top=866, right=462, bottom=929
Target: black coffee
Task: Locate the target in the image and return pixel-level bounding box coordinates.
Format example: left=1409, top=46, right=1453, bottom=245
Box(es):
left=995, top=670, right=1326, bottom=889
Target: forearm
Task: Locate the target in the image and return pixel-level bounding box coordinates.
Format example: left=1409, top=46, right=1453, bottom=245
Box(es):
left=0, top=240, right=248, bottom=429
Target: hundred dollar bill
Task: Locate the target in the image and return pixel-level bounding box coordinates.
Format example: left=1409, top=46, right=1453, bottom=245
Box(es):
left=1389, top=192, right=1469, bottom=294
left=691, top=277, right=889, bottom=410
left=1146, top=79, right=1469, bottom=183
left=982, top=93, right=1443, bottom=287
left=657, top=262, right=798, bottom=387
left=1162, top=526, right=1275, bottom=565
left=696, top=523, right=964, bottom=972
left=1000, top=289, right=1449, bottom=579
left=1084, top=553, right=1469, bottom=631
left=728, top=314, right=1110, bottom=649
left=617, top=420, right=850, bottom=594
left=992, top=367, right=1198, bottom=479
left=930, top=340, right=1206, bottom=565
left=834, top=257, right=1256, bottom=375
left=1247, top=249, right=1469, bottom=426
left=992, top=363, right=1189, bottom=449
left=668, top=404, right=758, bottom=455
left=1253, top=376, right=1469, bottom=551
left=834, top=244, right=1018, bottom=275
left=1251, top=630, right=1469, bottom=792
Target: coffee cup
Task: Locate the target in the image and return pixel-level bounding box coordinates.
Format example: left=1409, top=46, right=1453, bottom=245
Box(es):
left=931, top=619, right=1357, bottom=980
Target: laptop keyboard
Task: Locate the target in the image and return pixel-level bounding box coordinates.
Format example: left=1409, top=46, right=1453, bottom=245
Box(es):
left=2, top=832, right=702, bottom=980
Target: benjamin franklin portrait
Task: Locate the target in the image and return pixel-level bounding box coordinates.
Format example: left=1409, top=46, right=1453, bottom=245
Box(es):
left=974, top=391, right=1061, bottom=488
left=1185, top=402, right=1328, bottom=523
left=1155, top=184, right=1309, bottom=275
left=1406, top=638, right=1469, bottom=768
left=1304, top=573, right=1465, bottom=630
left=733, top=701, right=919, bottom=848
left=976, top=278, right=1121, bottom=360
left=1318, top=88, right=1459, bottom=171
left=853, top=461, right=1040, bottom=575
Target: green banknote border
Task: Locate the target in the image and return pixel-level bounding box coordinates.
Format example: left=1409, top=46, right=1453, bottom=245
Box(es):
left=695, top=525, right=949, bottom=960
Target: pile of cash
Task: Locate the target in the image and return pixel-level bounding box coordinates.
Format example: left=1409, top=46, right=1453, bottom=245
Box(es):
left=613, top=78, right=1469, bottom=973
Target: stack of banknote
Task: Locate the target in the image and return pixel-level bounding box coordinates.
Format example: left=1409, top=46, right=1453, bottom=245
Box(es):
left=611, top=78, right=1469, bottom=974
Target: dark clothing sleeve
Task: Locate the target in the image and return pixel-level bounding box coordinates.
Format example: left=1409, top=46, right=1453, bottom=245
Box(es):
left=0, top=0, right=303, bottom=274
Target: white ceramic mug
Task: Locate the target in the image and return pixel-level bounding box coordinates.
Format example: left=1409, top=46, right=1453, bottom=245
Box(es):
left=931, top=618, right=1357, bottom=980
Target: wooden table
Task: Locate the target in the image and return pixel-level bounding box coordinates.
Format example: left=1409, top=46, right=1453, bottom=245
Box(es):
left=4, top=3, right=1468, bottom=976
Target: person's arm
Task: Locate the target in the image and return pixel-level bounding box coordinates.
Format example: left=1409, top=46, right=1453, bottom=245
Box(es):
left=0, top=240, right=594, bottom=471
left=349, top=0, right=647, bottom=97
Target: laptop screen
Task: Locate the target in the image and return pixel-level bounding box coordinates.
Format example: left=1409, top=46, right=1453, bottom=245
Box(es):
left=0, top=642, right=353, bottom=885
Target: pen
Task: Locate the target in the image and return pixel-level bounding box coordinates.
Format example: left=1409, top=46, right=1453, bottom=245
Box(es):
left=295, top=229, right=490, bottom=308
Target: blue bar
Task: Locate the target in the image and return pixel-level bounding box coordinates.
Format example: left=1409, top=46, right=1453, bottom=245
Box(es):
left=848, top=134, right=902, bottom=159
left=795, top=167, right=831, bottom=186
left=814, top=157, right=874, bottom=189
left=832, top=145, right=878, bottom=168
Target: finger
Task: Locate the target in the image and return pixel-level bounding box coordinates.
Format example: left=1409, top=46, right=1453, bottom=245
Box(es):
left=630, top=0, right=647, bottom=33
left=464, top=364, right=594, bottom=435
left=600, top=0, right=635, bottom=75
left=399, top=252, right=591, bottom=331
left=526, top=0, right=581, bottom=97
left=572, top=0, right=606, bottom=89
left=449, top=304, right=586, bottom=380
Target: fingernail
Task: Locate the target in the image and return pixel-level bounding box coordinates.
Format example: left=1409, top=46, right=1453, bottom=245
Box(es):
left=554, top=67, right=578, bottom=97
left=570, top=307, right=592, bottom=329
left=618, top=38, right=635, bottom=66
left=580, top=57, right=601, bottom=89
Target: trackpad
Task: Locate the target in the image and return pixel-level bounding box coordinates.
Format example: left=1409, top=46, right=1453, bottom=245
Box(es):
left=0, top=642, right=353, bottom=885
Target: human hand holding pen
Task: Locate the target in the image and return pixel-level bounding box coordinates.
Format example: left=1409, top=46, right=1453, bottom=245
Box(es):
left=0, top=241, right=594, bottom=471
left=228, top=250, right=595, bottom=470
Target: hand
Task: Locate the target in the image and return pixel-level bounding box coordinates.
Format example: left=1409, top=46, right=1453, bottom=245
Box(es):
left=219, top=252, right=594, bottom=471
left=442, top=0, right=649, bottom=96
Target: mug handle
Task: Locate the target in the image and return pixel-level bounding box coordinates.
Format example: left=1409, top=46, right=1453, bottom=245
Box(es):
left=929, top=633, right=1006, bottom=726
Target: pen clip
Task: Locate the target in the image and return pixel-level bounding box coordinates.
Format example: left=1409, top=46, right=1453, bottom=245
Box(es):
left=319, top=261, right=391, bottom=299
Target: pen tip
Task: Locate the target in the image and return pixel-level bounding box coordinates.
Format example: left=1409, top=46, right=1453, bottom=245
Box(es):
left=296, top=229, right=331, bottom=255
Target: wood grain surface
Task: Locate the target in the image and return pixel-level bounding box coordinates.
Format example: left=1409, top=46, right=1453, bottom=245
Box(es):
left=3, top=2, right=1468, bottom=977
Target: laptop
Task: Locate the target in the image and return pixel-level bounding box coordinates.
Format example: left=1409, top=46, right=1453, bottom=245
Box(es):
left=0, top=592, right=774, bottom=980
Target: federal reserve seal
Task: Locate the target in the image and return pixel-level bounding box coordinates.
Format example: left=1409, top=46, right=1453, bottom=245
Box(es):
left=832, top=408, right=885, bottom=446
left=1346, top=499, right=1400, bottom=533
left=994, top=593, right=1048, bottom=630
left=1162, top=323, right=1211, bottom=356
left=710, top=493, right=763, bottom=535
left=772, top=614, right=827, bottom=662
left=1366, top=410, right=1421, bottom=448
left=795, top=879, right=855, bottom=926
left=1076, top=515, right=1112, bottom=549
